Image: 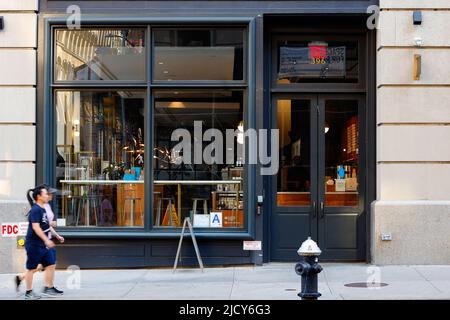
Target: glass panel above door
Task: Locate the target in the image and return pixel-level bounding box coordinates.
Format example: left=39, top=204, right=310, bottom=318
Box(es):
left=277, top=40, right=359, bottom=84
left=277, top=99, right=311, bottom=207
left=324, top=100, right=359, bottom=207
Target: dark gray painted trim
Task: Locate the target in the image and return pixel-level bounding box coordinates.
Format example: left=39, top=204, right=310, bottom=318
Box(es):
left=271, top=88, right=367, bottom=93
left=41, top=1, right=380, bottom=15
left=145, top=25, right=152, bottom=232
left=58, top=231, right=255, bottom=239
left=46, top=16, right=255, bottom=24
left=262, top=16, right=272, bottom=264
left=365, top=28, right=376, bottom=263
left=252, top=14, right=264, bottom=266
left=246, top=17, right=257, bottom=240
left=55, top=238, right=253, bottom=269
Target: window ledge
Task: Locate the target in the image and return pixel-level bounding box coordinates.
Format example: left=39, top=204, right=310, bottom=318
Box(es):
left=59, top=230, right=254, bottom=240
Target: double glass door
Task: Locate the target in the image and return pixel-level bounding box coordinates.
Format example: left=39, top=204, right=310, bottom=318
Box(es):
left=270, top=94, right=366, bottom=261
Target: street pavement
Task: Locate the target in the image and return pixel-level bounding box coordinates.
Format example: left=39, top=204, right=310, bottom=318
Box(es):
left=1, top=263, right=450, bottom=300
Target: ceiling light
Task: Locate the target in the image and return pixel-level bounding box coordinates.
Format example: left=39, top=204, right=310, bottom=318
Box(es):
left=237, top=120, right=244, bottom=145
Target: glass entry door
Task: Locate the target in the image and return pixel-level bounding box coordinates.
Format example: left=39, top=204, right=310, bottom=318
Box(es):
left=270, top=94, right=365, bottom=261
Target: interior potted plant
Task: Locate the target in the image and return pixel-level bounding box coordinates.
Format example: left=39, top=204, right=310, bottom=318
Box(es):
left=103, top=162, right=125, bottom=180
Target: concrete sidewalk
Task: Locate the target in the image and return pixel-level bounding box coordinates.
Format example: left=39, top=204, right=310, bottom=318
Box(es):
left=1, top=263, right=450, bottom=300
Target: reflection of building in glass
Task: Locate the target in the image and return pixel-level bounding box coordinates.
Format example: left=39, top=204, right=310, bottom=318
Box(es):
left=55, top=29, right=145, bottom=81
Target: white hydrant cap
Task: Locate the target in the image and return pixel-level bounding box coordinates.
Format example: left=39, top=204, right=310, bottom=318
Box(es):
left=297, top=237, right=322, bottom=256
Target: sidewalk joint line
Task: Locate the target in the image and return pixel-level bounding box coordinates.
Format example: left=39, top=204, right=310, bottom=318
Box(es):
left=121, top=272, right=147, bottom=298
left=322, top=268, right=333, bottom=296
left=412, top=266, right=443, bottom=294
left=228, top=267, right=236, bottom=300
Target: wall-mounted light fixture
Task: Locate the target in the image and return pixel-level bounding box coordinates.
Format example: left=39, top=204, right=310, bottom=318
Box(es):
left=413, top=11, right=422, bottom=25
left=413, top=54, right=421, bottom=80
left=0, top=17, right=4, bottom=31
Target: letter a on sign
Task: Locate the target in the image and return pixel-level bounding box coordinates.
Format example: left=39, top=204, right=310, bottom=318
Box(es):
left=210, top=212, right=222, bottom=228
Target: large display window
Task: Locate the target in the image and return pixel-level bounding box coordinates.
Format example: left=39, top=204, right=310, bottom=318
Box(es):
left=51, top=26, right=248, bottom=232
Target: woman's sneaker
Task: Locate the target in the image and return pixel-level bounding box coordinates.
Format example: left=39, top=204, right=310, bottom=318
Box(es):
left=25, top=291, right=41, bottom=300
left=42, top=286, right=64, bottom=296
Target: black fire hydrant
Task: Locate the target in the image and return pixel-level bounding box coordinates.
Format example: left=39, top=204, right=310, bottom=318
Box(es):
left=295, top=237, right=322, bottom=300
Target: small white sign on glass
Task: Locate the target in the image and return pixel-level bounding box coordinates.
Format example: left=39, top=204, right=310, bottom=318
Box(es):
left=57, top=218, right=66, bottom=227
left=210, top=212, right=223, bottom=228
left=335, top=179, right=346, bottom=192
left=193, top=214, right=210, bottom=228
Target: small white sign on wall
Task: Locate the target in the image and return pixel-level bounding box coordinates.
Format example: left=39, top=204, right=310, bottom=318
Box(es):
left=1, top=222, right=28, bottom=237
left=19, top=222, right=28, bottom=236
left=243, top=241, right=262, bottom=251
left=210, top=212, right=223, bottom=228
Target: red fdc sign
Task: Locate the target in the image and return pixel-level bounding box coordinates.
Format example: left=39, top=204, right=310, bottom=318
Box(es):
left=1, top=223, right=28, bottom=237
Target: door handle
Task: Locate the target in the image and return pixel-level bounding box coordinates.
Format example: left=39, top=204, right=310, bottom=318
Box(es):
left=312, top=201, right=316, bottom=218
left=320, top=201, right=325, bottom=219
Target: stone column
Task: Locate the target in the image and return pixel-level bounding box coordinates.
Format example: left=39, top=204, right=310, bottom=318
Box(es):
left=373, top=0, right=450, bottom=264
left=0, top=0, right=38, bottom=273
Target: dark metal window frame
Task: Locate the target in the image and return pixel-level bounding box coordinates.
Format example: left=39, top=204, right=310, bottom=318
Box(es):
left=41, top=16, right=257, bottom=240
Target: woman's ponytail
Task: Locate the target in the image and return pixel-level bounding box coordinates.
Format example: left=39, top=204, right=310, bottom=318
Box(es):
left=26, top=188, right=34, bottom=207
left=26, top=185, right=47, bottom=208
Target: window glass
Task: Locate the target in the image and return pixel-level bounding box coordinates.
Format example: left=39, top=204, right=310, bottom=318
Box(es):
left=55, top=29, right=146, bottom=81
left=325, top=100, right=359, bottom=207
left=153, top=28, right=244, bottom=81
left=277, top=40, right=359, bottom=84
left=153, top=90, right=245, bottom=228
left=277, top=99, right=311, bottom=206
left=54, top=90, right=146, bottom=227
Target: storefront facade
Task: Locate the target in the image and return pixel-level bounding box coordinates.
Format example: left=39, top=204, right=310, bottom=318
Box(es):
left=3, top=0, right=448, bottom=273
left=1, top=0, right=379, bottom=269
left=42, top=14, right=258, bottom=267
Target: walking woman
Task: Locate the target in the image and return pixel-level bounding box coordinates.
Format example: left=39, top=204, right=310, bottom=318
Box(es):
left=41, top=185, right=65, bottom=296
left=15, top=185, right=59, bottom=299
